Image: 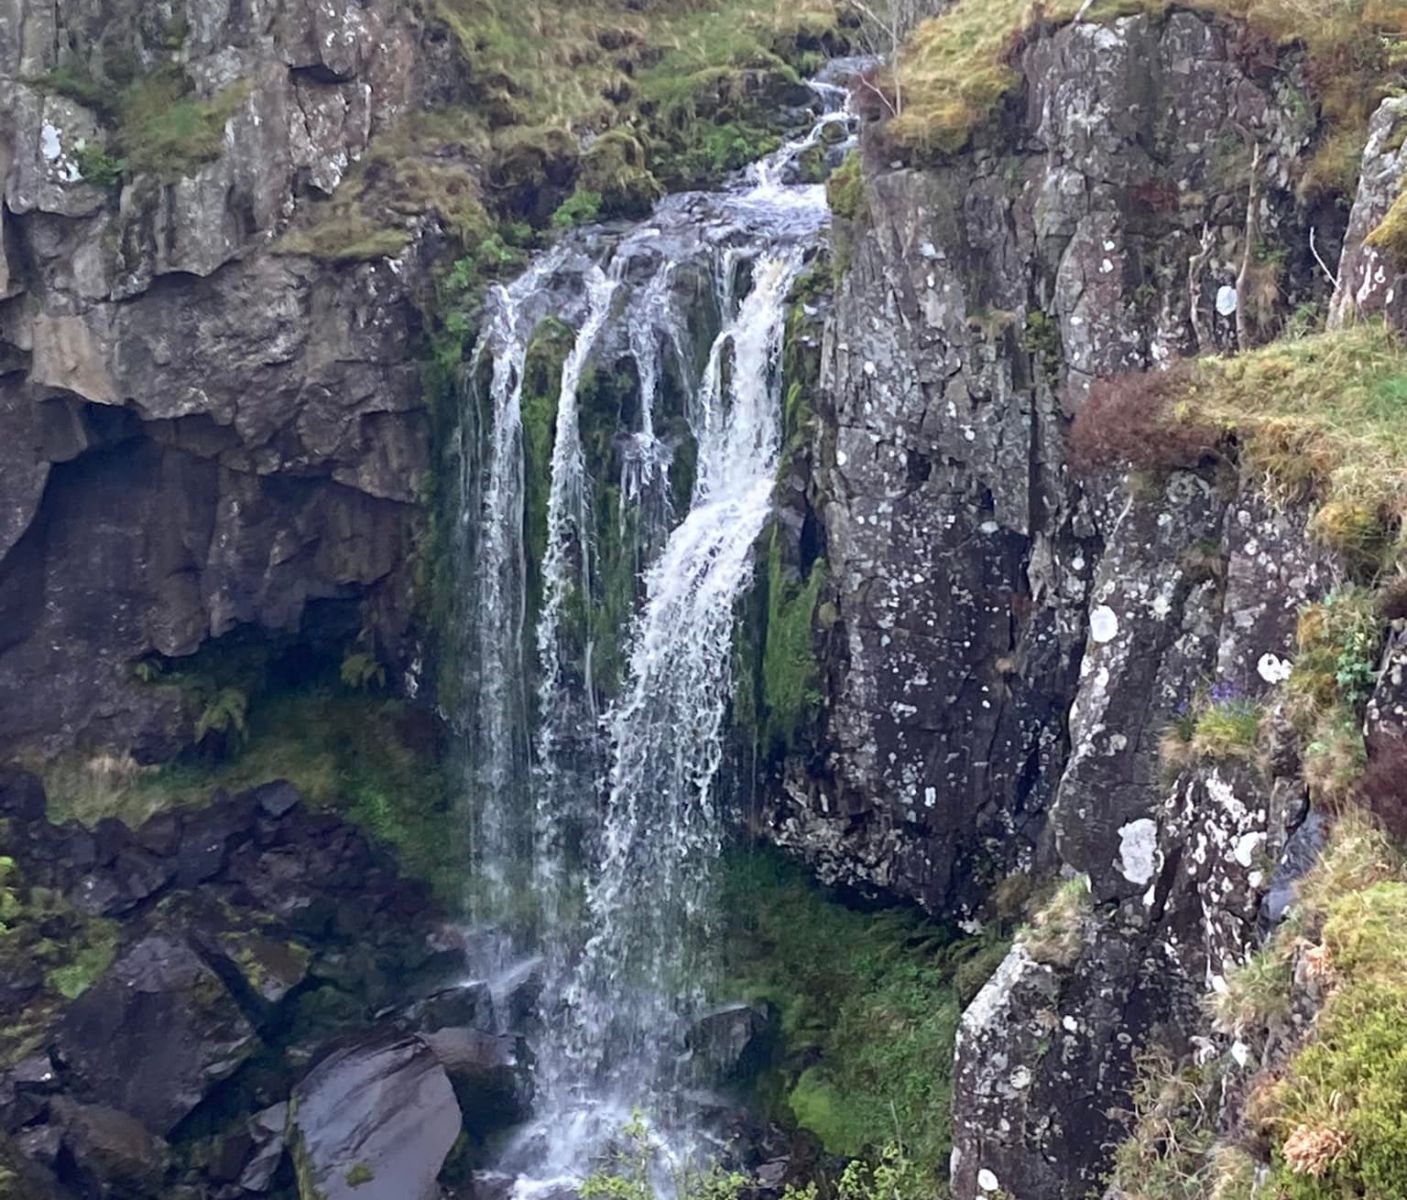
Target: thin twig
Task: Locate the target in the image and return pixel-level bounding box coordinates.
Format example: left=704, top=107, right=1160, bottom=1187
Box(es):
left=1309, top=226, right=1339, bottom=289
left=1235, top=140, right=1262, bottom=353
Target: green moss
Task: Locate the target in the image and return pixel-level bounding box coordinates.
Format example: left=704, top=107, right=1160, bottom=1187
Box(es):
left=42, top=689, right=457, bottom=900
left=825, top=150, right=865, bottom=221
left=720, top=849, right=1004, bottom=1172
left=45, top=922, right=120, bottom=1000
left=1264, top=881, right=1407, bottom=1195
left=118, top=69, right=252, bottom=181
left=346, top=1163, right=376, bottom=1187
left=1166, top=324, right=1407, bottom=571
left=551, top=188, right=604, bottom=229
left=577, top=131, right=664, bottom=219
left=1190, top=699, right=1262, bottom=761
left=280, top=220, right=411, bottom=262
left=759, top=534, right=825, bottom=754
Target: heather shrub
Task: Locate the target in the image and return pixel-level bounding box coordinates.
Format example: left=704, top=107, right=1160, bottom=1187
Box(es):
left=1355, top=734, right=1407, bottom=845
left=1069, top=363, right=1223, bottom=474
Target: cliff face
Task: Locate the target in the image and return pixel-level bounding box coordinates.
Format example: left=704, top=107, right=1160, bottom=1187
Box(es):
left=0, top=0, right=441, bottom=758
left=765, top=10, right=1407, bottom=1197
left=768, top=10, right=1324, bottom=913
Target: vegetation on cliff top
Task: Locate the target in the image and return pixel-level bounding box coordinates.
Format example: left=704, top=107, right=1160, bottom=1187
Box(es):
left=1073, top=322, right=1407, bottom=573
left=878, top=0, right=1407, bottom=186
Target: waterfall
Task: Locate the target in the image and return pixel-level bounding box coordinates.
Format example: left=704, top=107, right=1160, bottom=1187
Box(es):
left=450, top=68, right=859, bottom=1186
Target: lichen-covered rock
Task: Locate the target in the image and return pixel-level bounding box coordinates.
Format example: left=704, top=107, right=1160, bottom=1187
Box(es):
left=767, top=9, right=1318, bottom=916
left=1329, top=96, right=1407, bottom=330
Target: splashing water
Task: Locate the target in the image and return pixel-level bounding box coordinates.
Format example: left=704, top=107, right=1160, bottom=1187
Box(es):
left=450, top=70, right=858, bottom=1188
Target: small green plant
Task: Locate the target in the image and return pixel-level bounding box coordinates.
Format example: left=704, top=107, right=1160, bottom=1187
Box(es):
left=74, top=143, right=125, bottom=187
left=1190, top=691, right=1262, bottom=762
left=0, top=857, right=20, bottom=933
left=194, top=687, right=250, bottom=749
left=345, top=1163, right=375, bottom=1187
left=551, top=187, right=604, bottom=229
left=1108, top=1050, right=1222, bottom=1200
left=580, top=1112, right=747, bottom=1200
left=339, top=650, right=386, bottom=691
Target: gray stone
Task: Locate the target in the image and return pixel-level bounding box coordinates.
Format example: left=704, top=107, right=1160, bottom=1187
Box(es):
left=289, top=1031, right=462, bottom=1200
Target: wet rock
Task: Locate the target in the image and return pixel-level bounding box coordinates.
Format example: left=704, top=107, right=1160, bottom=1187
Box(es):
left=413, top=981, right=498, bottom=1034
left=289, top=1031, right=461, bottom=1200
left=687, top=1003, right=774, bottom=1085
left=244, top=779, right=303, bottom=819
left=421, top=1027, right=529, bottom=1131
left=1261, top=810, right=1329, bottom=930
left=238, top=1103, right=289, bottom=1193
left=56, top=934, right=258, bottom=1134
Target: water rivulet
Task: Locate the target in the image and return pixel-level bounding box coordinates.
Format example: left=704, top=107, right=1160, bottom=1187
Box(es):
left=449, top=66, right=860, bottom=1185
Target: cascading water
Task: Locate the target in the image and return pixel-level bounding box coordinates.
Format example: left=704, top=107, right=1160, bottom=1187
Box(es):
left=451, top=62, right=864, bottom=1187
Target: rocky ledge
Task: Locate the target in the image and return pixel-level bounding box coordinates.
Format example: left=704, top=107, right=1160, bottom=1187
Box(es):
left=0, top=767, right=530, bottom=1200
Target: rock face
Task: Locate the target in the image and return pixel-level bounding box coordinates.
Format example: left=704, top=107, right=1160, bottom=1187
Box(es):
left=759, top=10, right=1378, bottom=1198
left=0, top=0, right=445, bottom=758
left=769, top=10, right=1321, bottom=915
left=1330, top=96, right=1407, bottom=330
left=289, top=1032, right=461, bottom=1200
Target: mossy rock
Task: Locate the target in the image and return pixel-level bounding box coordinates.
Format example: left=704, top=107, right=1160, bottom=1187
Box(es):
left=578, top=130, right=664, bottom=219
left=489, top=126, right=580, bottom=222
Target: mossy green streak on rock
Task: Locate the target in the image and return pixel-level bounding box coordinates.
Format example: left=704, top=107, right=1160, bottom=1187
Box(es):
left=720, top=849, right=1009, bottom=1173
left=522, top=317, right=577, bottom=617
left=0, top=851, right=119, bottom=1062
left=760, top=533, right=826, bottom=754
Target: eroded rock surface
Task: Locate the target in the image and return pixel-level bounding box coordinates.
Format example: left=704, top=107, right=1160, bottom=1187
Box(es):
left=0, top=0, right=444, bottom=758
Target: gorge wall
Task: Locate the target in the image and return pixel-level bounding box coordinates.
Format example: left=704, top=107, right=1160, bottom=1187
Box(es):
left=4, top=0, right=1407, bottom=1198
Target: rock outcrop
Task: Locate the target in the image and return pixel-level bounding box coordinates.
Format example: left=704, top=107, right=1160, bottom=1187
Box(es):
left=0, top=0, right=446, bottom=758
left=769, top=10, right=1322, bottom=915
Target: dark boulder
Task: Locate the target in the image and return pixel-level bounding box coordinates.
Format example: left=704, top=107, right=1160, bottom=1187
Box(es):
left=238, top=1103, right=289, bottom=1193
left=52, top=1098, right=169, bottom=1192
left=412, top=981, right=497, bottom=1034
left=0, top=768, right=45, bottom=823
left=420, top=1028, right=530, bottom=1131
left=289, top=1031, right=461, bottom=1200
left=0, top=1132, right=71, bottom=1200
left=687, top=1003, right=775, bottom=1086
left=56, top=934, right=258, bottom=1134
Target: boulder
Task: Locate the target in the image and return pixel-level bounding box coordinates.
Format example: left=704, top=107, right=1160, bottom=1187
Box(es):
left=421, top=1027, right=530, bottom=1131
left=0, top=768, right=45, bottom=822
left=56, top=934, right=258, bottom=1134
left=52, top=1098, right=169, bottom=1191
left=0, top=1132, right=71, bottom=1200
left=289, top=1031, right=461, bottom=1200
left=686, top=1003, right=775, bottom=1086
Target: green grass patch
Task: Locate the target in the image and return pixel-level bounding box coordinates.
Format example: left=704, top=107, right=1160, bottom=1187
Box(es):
left=41, top=689, right=458, bottom=900
left=719, top=848, right=1008, bottom=1171
left=1166, top=324, right=1407, bottom=570
left=118, top=68, right=252, bottom=180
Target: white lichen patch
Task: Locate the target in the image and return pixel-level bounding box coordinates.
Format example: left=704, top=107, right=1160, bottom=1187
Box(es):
left=1118, top=817, right=1158, bottom=885
left=1090, top=605, right=1119, bottom=644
